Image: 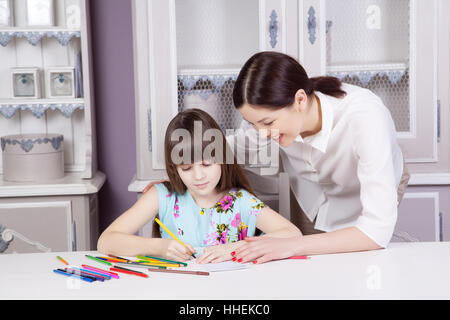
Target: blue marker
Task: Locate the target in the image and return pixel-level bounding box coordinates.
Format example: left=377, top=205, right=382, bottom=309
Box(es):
left=53, top=269, right=95, bottom=282
left=70, top=267, right=111, bottom=280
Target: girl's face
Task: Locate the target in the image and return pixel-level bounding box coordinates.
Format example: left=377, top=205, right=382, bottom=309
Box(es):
left=238, top=89, right=314, bottom=148
left=176, top=159, right=222, bottom=197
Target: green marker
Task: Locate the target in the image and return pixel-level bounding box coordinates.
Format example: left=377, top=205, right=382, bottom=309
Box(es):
left=85, top=254, right=112, bottom=266
left=143, top=255, right=188, bottom=267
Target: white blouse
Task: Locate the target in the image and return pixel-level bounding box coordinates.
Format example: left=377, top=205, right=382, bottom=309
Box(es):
left=229, top=83, right=404, bottom=248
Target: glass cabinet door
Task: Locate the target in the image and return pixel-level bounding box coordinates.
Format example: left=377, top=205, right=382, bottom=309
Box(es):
left=175, top=0, right=260, bottom=133
left=303, top=0, right=438, bottom=163
left=326, top=0, right=410, bottom=133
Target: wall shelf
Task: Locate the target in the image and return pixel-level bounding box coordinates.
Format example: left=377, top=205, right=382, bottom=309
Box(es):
left=326, top=62, right=408, bottom=86
left=0, top=28, right=81, bottom=46
left=0, top=99, right=84, bottom=119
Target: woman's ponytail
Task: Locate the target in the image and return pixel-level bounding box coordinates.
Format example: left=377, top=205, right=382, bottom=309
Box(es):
left=309, top=76, right=346, bottom=98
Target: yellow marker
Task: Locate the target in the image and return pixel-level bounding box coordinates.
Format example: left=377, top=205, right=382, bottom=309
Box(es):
left=154, top=218, right=196, bottom=258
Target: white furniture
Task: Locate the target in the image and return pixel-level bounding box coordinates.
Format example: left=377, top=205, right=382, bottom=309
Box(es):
left=1, top=242, right=450, bottom=299
left=130, top=0, right=450, bottom=240
left=0, top=0, right=104, bottom=253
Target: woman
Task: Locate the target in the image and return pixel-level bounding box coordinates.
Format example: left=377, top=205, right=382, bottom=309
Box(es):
left=229, top=51, right=410, bottom=264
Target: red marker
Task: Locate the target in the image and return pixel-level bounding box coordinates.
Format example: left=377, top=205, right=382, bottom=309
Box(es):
left=110, top=266, right=149, bottom=278
left=288, top=256, right=309, bottom=260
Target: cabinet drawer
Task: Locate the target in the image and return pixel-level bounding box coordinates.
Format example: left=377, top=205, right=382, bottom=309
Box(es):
left=394, top=193, right=440, bottom=242
left=0, top=201, right=73, bottom=253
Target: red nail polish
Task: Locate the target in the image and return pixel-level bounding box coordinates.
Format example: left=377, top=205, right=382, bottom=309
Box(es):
left=232, top=257, right=237, bottom=261
left=238, top=258, right=243, bottom=263
left=230, top=251, right=235, bottom=256
left=252, top=260, right=258, bottom=264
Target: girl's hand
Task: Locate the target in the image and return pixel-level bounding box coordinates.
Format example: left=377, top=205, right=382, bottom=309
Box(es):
left=158, top=238, right=195, bottom=262
left=196, top=242, right=245, bottom=264
left=232, top=236, right=301, bottom=264
left=142, top=178, right=169, bottom=194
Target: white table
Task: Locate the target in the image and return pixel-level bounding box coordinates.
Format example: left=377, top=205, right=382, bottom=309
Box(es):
left=1, top=242, right=450, bottom=300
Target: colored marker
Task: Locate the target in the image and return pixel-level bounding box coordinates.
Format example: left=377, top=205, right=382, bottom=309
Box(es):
left=85, top=254, right=112, bottom=266
left=147, top=268, right=209, bottom=276
left=56, top=256, right=69, bottom=265
left=115, top=262, right=169, bottom=269
left=65, top=268, right=105, bottom=282
left=142, top=255, right=188, bottom=267
left=70, top=267, right=111, bottom=280
left=97, top=256, right=128, bottom=263
left=82, top=264, right=120, bottom=279
left=53, top=269, right=95, bottom=282
left=288, top=256, right=310, bottom=260
left=134, top=260, right=181, bottom=267
left=110, top=265, right=149, bottom=278
left=108, top=254, right=133, bottom=263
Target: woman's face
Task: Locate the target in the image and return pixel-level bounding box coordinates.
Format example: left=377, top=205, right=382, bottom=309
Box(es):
left=176, top=159, right=222, bottom=197
left=238, top=104, right=306, bottom=148
left=238, top=90, right=317, bottom=147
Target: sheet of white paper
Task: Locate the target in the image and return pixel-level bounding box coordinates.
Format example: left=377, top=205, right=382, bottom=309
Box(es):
left=197, top=260, right=250, bottom=272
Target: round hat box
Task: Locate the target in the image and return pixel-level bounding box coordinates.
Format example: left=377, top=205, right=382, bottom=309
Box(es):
left=1, top=133, right=64, bottom=182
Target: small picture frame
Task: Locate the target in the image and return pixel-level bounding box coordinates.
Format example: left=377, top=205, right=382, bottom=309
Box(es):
left=46, top=67, right=76, bottom=98
left=11, top=68, right=41, bottom=99
left=26, top=0, right=55, bottom=27
left=0, top=0, right=13, bottom=27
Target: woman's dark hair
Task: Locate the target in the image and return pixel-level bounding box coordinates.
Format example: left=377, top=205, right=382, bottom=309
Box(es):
left=163, top=108, right=257, bottom=197
left=233, top=51, right=346, bottom=109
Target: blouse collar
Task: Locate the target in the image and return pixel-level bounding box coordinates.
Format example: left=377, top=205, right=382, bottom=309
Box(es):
left=294, top=91, right=334, bottom=153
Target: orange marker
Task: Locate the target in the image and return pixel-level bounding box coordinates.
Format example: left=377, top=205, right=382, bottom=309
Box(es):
left=56, top=255, right=69, bottom=265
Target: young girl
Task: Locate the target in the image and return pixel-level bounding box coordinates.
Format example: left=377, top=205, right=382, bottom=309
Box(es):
left=97, top=108, right=301, bottom=263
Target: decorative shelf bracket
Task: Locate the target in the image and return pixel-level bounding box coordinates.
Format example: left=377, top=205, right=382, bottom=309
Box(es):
left=178, top=74, right=238, bottom=100
left=327, top=69, right=408, bottom=86
left=0, top=31, right=81, bottom=47
left=308, top=7, right=317, bottom=45
left=269, top=10, right=278, bottom=49
left=0, top=102, right=85, bottom=119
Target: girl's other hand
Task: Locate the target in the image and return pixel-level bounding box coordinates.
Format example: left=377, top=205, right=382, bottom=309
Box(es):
left=143, top=178, right=169, bottom=194
left=159, top=238, right=195, bottom=262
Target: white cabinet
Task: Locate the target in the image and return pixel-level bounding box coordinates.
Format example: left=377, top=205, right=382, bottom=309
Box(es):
left=0, top=192, right=99, bottom=253
left=0, top=0, right=105, bottom=252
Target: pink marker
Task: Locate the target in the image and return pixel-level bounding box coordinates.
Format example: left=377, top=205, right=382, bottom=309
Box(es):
left=82, top=264, right=120, bottom=279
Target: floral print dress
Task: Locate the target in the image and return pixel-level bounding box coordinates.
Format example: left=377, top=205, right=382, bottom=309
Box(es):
left=155, top=183, right=265, bottom=248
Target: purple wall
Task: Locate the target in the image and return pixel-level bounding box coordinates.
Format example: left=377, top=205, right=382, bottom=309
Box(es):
left=90, top=0, right=137, bottom=232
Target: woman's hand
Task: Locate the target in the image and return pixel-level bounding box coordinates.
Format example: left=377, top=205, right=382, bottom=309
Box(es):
left=158, top=238, right=195, bottom=262
left=232, top=236, right=302, bottom=264
left=196, top=242, right=245, bottom=264
left=142, top=178, right=169, bottom=194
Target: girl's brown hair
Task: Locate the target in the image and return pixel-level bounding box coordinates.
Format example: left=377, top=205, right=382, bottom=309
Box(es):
left=162, top=108, right=257, bottom=197
left=152, top=109, right=258, bottom=238
left=233, top=51, right=346, bottom=109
